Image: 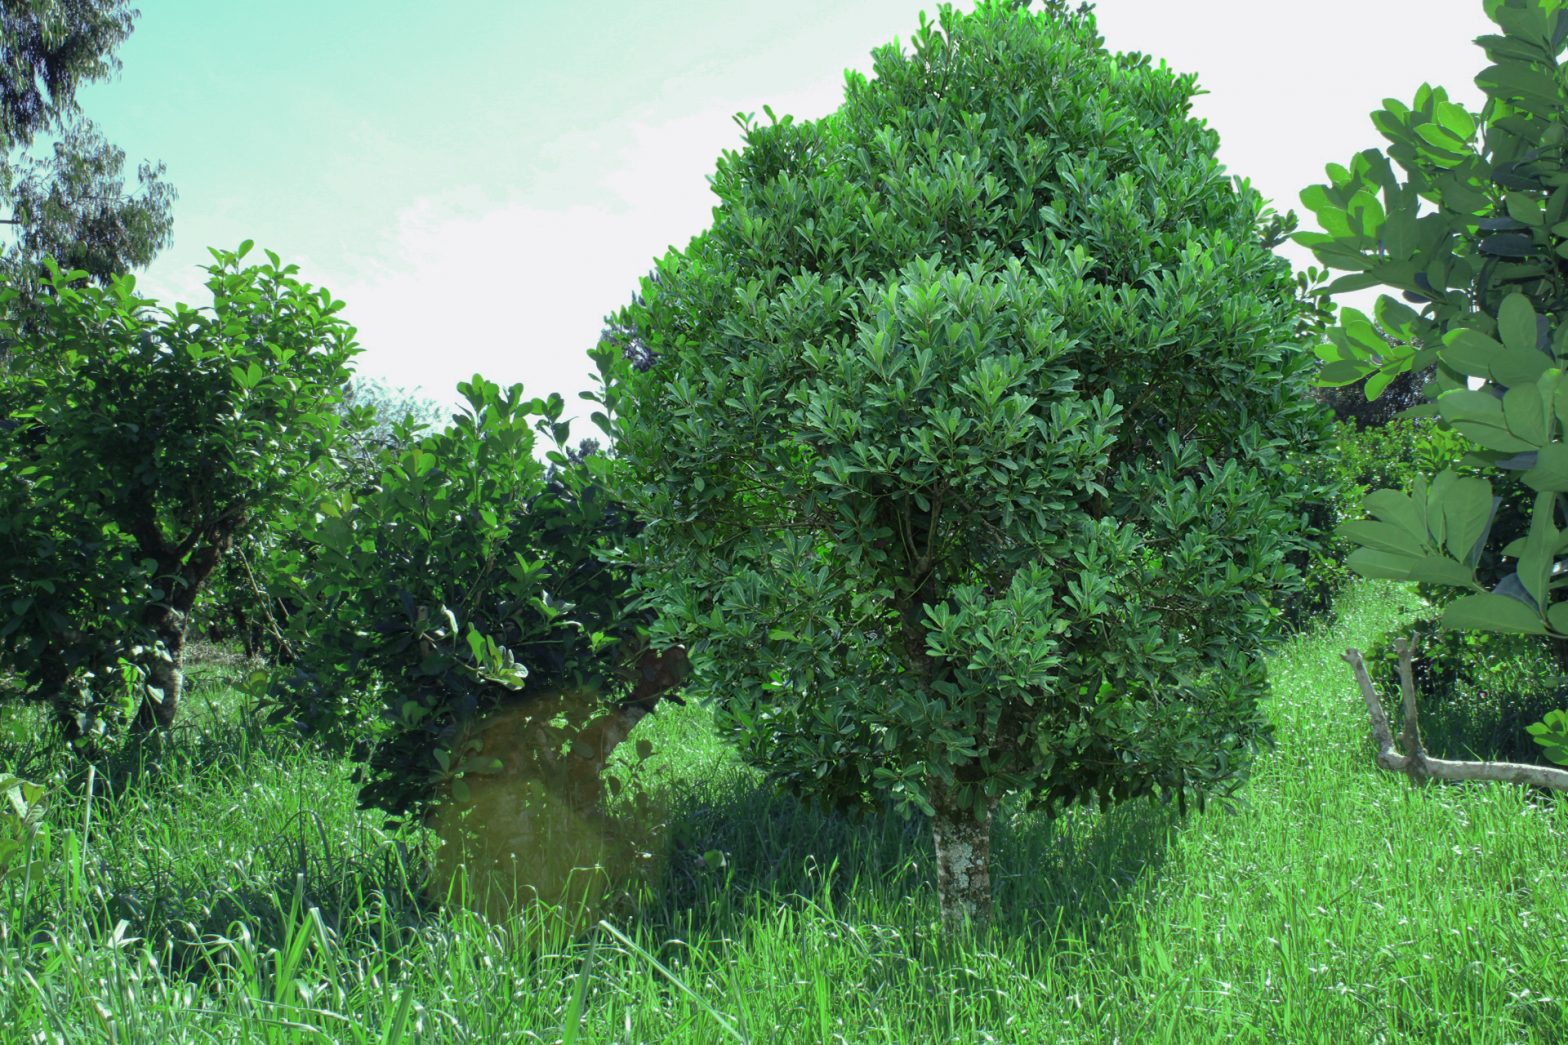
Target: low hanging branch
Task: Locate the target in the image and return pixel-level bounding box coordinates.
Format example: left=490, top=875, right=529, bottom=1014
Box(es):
left=1342, top=637, right=1568, bottom=792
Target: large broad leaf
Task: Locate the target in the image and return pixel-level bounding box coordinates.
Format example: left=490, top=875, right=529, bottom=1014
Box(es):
left=1338, top=520, right=1422, bottom=555
left=1362, top=488, right=1429, bottom=541
left=1441, top=325, right=1553, bottom=388
left=1438, top=328, right=1500, bottom=379
left=1517, top=490, right=1559, bottom=608
left=1440, top=476, right=1495, bottom=563
left=1523, top=442, right=1568, bottom=492
left=1498, top=293, right=1540, bottom=353
left=1504, top=383, right=1551, bottom=446
left=1343, top=548, right=1475, bottom=587
left=1441, top=593, right=1548, bottom=634
left=1438, top=389, right=1537, bottom=451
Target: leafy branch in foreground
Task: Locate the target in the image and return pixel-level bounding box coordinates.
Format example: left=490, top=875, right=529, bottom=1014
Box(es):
left=1301, top=0, right=1568, bottom=766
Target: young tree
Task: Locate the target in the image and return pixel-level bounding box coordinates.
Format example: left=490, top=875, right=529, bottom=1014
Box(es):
left=592, top=0, right=1330, bottom=930
left=0, top=244, right=360, bottom=742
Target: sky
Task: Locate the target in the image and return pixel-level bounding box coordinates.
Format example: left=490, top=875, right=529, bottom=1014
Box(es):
left=73, top=0, right=1493, bottom=424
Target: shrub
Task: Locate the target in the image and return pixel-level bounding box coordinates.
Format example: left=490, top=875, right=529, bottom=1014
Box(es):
left=595, top=0, right=1330, bottom=930
left=1301, top=0, right=1568, bottom=766
left=267, top=378, right=679, bottom=826
left=0, top=245, right=360, bottom=747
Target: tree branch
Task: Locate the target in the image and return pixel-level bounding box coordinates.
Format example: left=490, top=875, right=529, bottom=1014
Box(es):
left=1342, top=644, right=1568, bottom=792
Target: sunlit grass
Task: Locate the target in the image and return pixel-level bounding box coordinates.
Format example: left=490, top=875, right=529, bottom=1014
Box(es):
left=2, top=581, right=1565, bottom=1042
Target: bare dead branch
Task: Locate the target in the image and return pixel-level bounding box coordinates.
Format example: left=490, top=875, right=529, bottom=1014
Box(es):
left=1343, top=645, right=1568, bottom=792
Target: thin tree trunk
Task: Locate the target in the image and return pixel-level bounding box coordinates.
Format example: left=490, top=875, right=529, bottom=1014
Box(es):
left=929, top=776, right=993, bottom=934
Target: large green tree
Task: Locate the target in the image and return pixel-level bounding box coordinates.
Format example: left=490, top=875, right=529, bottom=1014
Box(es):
left=593, top=0, right=1330, bottom=930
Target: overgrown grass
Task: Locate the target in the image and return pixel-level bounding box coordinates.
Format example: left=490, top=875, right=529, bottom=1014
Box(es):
left=2, top=582, right=1565, bottom=1042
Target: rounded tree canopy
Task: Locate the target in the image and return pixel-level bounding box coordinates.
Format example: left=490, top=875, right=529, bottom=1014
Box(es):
left=593, top=0, right=1330, bottom=821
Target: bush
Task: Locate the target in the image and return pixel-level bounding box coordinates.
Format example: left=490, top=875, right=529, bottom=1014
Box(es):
left=0, top=246, right=360, bottom=747
left=267, top=378, right=673, bottom=826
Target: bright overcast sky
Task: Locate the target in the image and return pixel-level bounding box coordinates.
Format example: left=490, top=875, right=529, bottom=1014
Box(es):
left=77, top=0, right=1490, bottom=421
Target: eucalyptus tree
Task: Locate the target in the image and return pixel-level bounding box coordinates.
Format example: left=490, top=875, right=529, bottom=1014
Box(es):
left=592, top=0, right=1331, bottom=930
left=0, top=0, right=174, bottom=296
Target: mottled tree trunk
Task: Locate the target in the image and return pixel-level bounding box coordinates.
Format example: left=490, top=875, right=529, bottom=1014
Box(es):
left=929, top=776, right=993, bottom=934
left=133, top=608, right=186, bottom=733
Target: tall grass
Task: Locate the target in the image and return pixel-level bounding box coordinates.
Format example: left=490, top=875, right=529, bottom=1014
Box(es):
left=1, top=581, right=1564, bottom=1043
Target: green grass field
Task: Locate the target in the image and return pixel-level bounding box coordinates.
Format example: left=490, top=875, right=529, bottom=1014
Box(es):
left=2, top=580, right=1566, bottom=1043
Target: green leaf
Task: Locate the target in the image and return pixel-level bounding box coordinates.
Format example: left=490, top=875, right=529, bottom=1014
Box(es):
left=1440, top=476, right=1495, bottom=563
left=1504, top=384, right=1551, bottom=446
left=1343, top=548, right=1473, bottom=585
left=1499, top=294, right=1540, bottom=353
left=1338, top=520, right=1421, bottom=555
left=1438, top=389, right=1537, bottom=452
left=1441, top=593, right=1547, bottom=634
left=1362, top=488, right=1428, bottom=540
left=1523, top=442, right=1568, bottom=492
left=1439, top=328, right=1502, bottom=378
left=1518, top=490, right=1559, bottom=607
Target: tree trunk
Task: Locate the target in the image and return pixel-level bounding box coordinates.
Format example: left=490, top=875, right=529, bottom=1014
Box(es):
left=133, top=609, right=186, bottom=733
left=929, top=776, right=993, bottom=934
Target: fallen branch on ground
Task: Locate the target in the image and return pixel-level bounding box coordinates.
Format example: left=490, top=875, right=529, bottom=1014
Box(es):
left=1342, top=637, right=1568, bottom=792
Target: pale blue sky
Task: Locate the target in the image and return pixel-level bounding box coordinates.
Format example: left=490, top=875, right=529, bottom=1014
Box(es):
left=74, top=0, right=1489, bottom=418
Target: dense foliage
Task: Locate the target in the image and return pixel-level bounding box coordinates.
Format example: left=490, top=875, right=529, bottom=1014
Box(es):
left=595, top=0, right=1331, bottom=928
left=0, top=245, right=359, bottom=744
left=192, top=376, right=448, bottom=659
left=268, top=378, right=662, bottom=823
left=1303, top=0, right=1568, bottom=762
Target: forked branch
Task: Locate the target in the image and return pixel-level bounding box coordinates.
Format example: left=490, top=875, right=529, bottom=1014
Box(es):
left=1342, top=639, right=1568, bottom=792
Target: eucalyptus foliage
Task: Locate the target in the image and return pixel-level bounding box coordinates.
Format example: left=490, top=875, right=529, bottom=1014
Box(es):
left=594, top=0, right=1329, bottom=927
left=1302, top=0, right=1568, bottom=762
left=0, top=0, right=174, bottom=292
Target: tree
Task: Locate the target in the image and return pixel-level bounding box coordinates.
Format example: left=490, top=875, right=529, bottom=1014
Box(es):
left=0, top=0, right=174, bottom=291
left=592, top=0, right=1330, bottom=931
left=0, top=244, right=360, bottom=743
left=1305, top=0, right=1568, bottom=776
